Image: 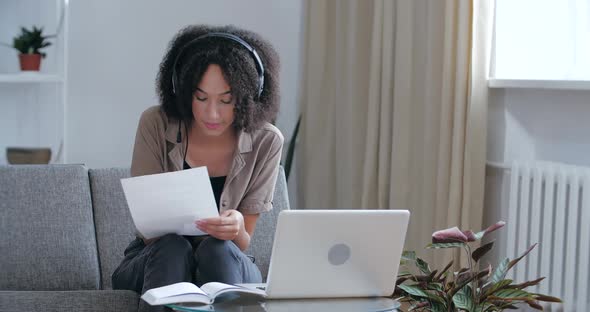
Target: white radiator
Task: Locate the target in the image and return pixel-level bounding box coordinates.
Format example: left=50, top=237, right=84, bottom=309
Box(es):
left=505, top=161, right=590, bottom=311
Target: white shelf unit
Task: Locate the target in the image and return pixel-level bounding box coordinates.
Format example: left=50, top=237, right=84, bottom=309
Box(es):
left=0, top=0, right=68, bottom=165
left=0, top=73, right=64, bottom=83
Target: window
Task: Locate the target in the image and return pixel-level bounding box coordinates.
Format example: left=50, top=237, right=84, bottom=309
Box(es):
left=494, top=0, right=590, bottom=80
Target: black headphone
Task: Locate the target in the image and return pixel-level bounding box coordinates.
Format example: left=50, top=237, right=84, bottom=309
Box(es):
left=171, top=32, right=265, bottom=100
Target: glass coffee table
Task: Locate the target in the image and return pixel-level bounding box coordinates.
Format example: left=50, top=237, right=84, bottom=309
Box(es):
left=166, top=293, right=401, bottom=311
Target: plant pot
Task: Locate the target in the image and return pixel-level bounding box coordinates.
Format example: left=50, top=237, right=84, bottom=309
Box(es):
left=18, top=54, right=42, bottom=71
left=6, top=147, right=51, bottom=164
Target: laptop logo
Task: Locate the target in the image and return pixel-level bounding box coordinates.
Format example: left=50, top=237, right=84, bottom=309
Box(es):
left=328, top=243, right=351, bottom=265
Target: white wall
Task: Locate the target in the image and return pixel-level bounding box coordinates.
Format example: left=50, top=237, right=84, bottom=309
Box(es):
left=483, top=87, right=590, bottom=261
left=66, top=0, right=304, bottom=169
left=488, top=88, right=590, bottom=166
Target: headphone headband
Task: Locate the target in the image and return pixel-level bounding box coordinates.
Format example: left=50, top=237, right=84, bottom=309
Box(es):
left=171, top=32, right=265, bottom=99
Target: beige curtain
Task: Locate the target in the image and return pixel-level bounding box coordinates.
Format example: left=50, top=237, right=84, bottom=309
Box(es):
left=298, top=0, right=494, bottom=267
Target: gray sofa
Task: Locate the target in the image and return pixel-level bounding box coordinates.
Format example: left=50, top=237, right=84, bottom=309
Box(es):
left=0, top=164, right=289, bottom=312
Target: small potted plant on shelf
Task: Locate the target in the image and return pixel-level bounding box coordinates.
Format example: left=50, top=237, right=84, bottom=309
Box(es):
left=12, top=26, right=52, bottom=71
left=394, top=221, right=562, bottom=311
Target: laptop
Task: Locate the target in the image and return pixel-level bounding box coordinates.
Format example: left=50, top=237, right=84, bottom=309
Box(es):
left=239, top=209, right=410, bottom=299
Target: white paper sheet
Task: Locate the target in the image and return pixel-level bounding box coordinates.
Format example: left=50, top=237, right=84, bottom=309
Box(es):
left=120, top=167, right=220, bottom=239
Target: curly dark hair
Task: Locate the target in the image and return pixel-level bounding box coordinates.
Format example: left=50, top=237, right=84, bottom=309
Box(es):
left=156, top=24, right=280, bottom=133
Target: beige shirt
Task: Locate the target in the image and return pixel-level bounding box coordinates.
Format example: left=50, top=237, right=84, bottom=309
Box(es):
left=131, top=105, right=284, bottom=215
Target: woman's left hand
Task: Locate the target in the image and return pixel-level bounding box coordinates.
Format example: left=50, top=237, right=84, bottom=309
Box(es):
left=196, top=209, right=244, bottom=241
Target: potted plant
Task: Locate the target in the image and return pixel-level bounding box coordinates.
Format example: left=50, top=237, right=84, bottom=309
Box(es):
left=12, top=26, right=52, bottom=71
left=394, top=221, right=562, bottom=311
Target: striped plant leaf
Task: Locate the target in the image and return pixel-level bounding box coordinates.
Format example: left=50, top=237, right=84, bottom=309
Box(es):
left=490, top=288, right=533, bottom=300
left=484, top=279, right=513, bottom=297
left=533, top=294, right=562, bottom=303
left=426, top=242, right=465, bottom=249
left=509, top=277, right=545, bottom=290
left=527, top=300, right=543, bottom=310
left=472, top=241, right=494, bottom=262
left=398, top=284, right=431, bottom=299
left=402, top=250, right=417, bottom=261
left=474, top=303, right=495, bottom=312
left=434, top=260, right=454, bottom=281
left=452, top=286, right=473, bottom=311
left=475, top=230, right=485, bottom=241
left=507, top=243, right=537, bottom=271
left=491, top=258, right=509, bottom=284
left=397, top=284, right=445, bottom=304
left=427, top=282, right=444, bottom=292
left=416, top=257, right=431, bottom=274
left=430, top=302, right=447, bottom=312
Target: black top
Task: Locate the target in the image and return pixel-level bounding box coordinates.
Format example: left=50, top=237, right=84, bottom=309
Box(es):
left=184, top=161, right=226, bottom=211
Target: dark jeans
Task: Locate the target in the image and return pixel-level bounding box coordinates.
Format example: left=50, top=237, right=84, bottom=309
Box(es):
left=112, top=234, right=262, bottom=312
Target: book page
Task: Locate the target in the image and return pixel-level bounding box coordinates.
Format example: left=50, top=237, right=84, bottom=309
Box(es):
left=121, top=166, right=219, bottom=239
left=167, top=303, right=214, bottom=311
left=148, top=282, right=206, bottom=299
left=201, top=282, right=266, bottom=299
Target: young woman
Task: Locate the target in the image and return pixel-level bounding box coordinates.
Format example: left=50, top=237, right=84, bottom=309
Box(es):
left=112, top=24, right=283, bottom=312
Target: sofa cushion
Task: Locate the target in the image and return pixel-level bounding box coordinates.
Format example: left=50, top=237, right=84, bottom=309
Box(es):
left=88, top=168, right=136, bottom=290
left=245, top=167, right=290, bottom=280
left=0, top=290, right=138, bottom=312
left=0, top=165, right=100, bottom=290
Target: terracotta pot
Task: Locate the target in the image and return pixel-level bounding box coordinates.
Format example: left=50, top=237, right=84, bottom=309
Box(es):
left=18, top=54, right=42, bottom=71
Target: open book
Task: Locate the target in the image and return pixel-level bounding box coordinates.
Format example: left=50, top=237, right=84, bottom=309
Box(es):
left=141, top=282, right=266, bottom=306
